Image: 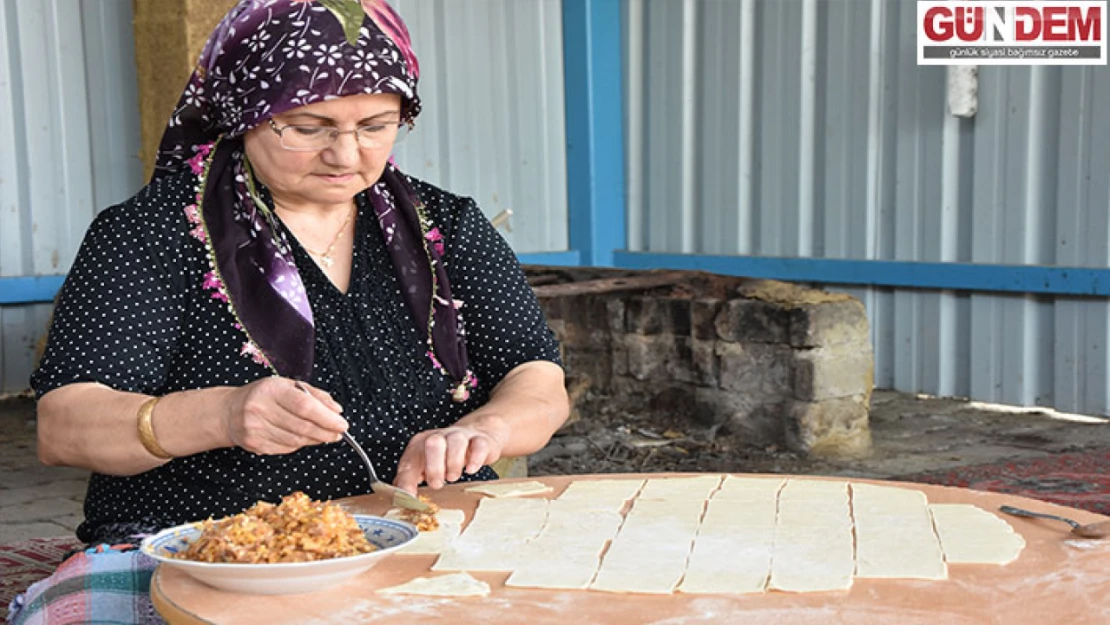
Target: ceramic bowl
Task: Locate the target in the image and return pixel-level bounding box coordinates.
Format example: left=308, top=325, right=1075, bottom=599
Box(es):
left=140, top=514, right=418, bottom=595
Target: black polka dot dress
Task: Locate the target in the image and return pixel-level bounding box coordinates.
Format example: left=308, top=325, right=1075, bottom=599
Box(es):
left=31, top=171, right=562, bottom=545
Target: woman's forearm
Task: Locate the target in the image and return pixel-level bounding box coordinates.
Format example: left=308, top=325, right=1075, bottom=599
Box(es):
left=37, top=383, right=235, bottom=475
left=455, top=360, right=570, bottom=458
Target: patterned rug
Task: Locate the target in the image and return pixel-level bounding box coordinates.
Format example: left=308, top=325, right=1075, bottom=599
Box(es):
left=0, top=535, right=84, bottom=621
left=895, top=448, right=1110, bottom=516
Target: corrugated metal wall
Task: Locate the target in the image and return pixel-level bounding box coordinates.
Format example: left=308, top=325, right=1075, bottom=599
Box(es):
left=0, top=0, right=144, bottom=393
left=0, top=0, right=568, bottom=393
left=390, top=0, right=569, bottom=254
left=624, top=0, right=1110, bottom=415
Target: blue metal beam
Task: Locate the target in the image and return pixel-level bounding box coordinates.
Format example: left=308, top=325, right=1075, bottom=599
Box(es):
left=614, top=252, right=1110, bottom=297
left=0, top=276, right=65, bottom=305
left=516, top=251, right=582, bottom=266
left=561, top=0, right=626, bottom=267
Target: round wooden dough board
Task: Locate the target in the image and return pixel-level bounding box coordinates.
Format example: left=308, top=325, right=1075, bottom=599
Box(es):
left=151, top=473, right=1110, bottom=625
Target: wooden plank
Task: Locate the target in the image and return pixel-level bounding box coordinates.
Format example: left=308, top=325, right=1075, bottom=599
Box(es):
left=531, top=270, right=689, bottom=298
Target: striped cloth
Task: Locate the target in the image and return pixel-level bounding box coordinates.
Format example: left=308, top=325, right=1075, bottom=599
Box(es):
left=7, top=544, right=163, bottom=625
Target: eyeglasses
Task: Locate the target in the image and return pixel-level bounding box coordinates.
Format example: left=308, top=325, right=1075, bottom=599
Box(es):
left=267, top=118, right=410, bottom=151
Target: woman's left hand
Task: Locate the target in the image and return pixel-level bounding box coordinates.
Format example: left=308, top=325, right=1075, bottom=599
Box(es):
left=394, top=425, right=505, bottom=493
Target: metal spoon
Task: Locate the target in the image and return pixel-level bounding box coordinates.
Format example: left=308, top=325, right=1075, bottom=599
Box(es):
left=999, top=505, right=1110, bottom=539
left=339, top=431, right=433, bottom=513
left=293, top=382, right=432, bottom=513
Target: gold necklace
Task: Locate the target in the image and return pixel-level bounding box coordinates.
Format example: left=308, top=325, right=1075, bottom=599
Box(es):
left=300, top=205, right=355, bottom=268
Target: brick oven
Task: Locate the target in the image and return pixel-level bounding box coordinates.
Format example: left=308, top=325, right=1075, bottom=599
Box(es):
left=527, top=268, right=874, bottom=460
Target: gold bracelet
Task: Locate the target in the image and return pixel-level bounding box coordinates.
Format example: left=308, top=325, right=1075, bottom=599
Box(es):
left=137, top=397, right=174, bottom=460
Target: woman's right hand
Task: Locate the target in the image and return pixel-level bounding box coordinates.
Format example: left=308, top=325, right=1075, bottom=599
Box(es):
left=223, top=378, right=348, bottom=455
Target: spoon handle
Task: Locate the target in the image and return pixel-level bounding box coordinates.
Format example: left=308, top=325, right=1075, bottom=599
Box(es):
left=341, top=431, right=382, bottom=485
left=999, top=505, right=1082, bottom=530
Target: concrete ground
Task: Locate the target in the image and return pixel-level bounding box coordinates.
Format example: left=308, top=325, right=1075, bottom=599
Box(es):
left=3, top=391, right=1110, bottom=544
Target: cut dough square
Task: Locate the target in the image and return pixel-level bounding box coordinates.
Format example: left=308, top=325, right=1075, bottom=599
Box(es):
left=701, top=500, right=778, bottom=529
left=855, top=547, right=948, bottom=579
left=433, top=541, right=522, bottom=572
left=683, top=535, right=772, bottom=595
left=767, top=567, right=854, bottom=593
left=384, top=508, right=466, bottom=555
left=637, top=475, right=723, bottom=501
left=556, top=479, right=645, bottom=501
left=466, top=480, right=553, bottom=498
left=464, top=498, right=548, bottom=538
left=680, top=534, right=771, bottom=594
left=713, top=476, right=786, bottom=500
left=591, top=558, right=690, bottom=594
left=851, top=483, right=929, bottom=507
left=779, top=479, right=850, bottom=501
left=378, top=572, right=490, bottom=597
left=505, top=554, right=603, bottom=590
left=929, top=504, right=1026, bottom=565
left=433, top=499, right=549, bottom=571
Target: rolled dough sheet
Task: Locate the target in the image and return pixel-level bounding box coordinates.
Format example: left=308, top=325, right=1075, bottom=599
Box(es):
left=378, top=572, right=490, bottom=597
left=466, top=480, right=553, bottom=498
left=929, top=504, right=1026, bottom=565
left=384, top=508, right=467, bottom=555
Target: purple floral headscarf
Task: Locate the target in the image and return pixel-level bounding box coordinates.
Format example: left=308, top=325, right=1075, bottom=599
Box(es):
left=152, top=0, right=476, bottom=401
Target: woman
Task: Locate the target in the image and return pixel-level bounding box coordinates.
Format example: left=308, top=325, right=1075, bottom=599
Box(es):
left=29, top=0, right=566, bottom=554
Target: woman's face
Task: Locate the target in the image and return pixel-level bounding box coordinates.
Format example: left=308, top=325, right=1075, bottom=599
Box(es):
left=244, top=93, right=403, bottom=211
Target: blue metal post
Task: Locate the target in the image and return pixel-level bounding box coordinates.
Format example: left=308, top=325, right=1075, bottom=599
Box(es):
left=562, top=0, right=627, bottom=267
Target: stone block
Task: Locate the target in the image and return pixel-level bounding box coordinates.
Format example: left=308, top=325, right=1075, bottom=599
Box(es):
left=788, top=299, right=870, bottom=348
left=793, top=341, right=874, bottom=401
left=625, top=334, right=687, bottom=382
left=559, top=296, right=612, bottom=350
left=605, top=297, right=626, bottom=334
left=538, top=296, right=564, bottom=321
left=563, top=373, right=593, bottom=428
left=563, top=295, right=610, bottom=332
left=691, top=298, right=723, bottom=340
left=563, top=348, right=612, bottom=390
left=625, top=296, right=665, bottom=334
left=546, top=319, right=566, bottom=344
left=715, top=297, right=792, bottom=344
left=691, top=339, right=719, bottom=387
left=667, top=298, right=692, bottom=336
left=784, top=397, right=873, bottom=458
left=696, top=388, right=785, bottom=445
left=611, top=334, right=630, bottom=377
left=648, top=383, right=699, bottom=422
left=716, top=342, right=794, bottom=396
left=626, top=297, right=692, bottom=336
left=609, top=374, right=646, bottom=400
